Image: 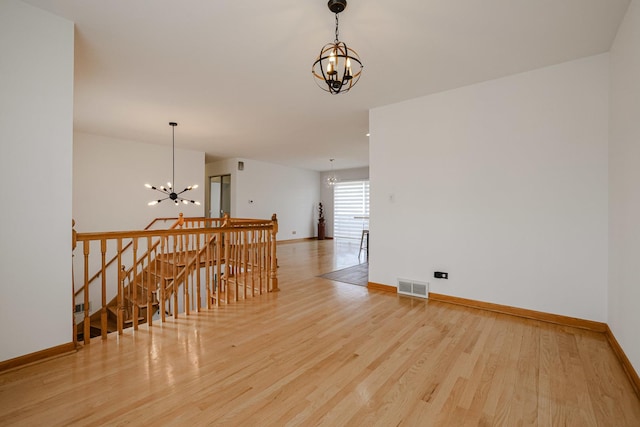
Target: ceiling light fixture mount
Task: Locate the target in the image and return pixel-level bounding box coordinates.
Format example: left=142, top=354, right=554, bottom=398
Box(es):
left=312, top=0, right=363, bottom=94
left=145, top=122, right=200, bottom=206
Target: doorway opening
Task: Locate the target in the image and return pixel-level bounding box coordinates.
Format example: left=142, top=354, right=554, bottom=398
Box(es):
left=209, top=174, right=231, bottom=218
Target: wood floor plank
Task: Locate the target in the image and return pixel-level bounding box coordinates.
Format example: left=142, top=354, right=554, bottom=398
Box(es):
left=1, top=239, right=639, bottom=426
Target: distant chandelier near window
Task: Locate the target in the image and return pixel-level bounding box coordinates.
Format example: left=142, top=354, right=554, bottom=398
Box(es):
left=145, top=122, right=200, bottom=206
left=312, top=0, right=363, bottom=94
left=326, top=158, right=338, bottom=186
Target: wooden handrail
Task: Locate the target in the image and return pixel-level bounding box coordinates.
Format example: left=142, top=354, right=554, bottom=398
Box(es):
left=73, top=214, right=278, bottom=344
left=75, top=223, right=274, bottom=241
left=113, top=222, right=277, bottom=306
left=73, top=215, right=184, bottom=297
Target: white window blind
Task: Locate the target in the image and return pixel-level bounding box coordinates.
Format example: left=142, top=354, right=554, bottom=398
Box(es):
left=333, top=180, right=370, bottom=239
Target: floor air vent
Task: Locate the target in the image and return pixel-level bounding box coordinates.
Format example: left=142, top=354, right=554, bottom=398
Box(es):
left=397, top=279, right=429, bottom=299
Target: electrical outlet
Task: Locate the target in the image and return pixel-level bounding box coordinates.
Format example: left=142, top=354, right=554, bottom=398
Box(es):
left=434, top=271, right=448, bottom=279
left=74, top=302, right=91, bottom=313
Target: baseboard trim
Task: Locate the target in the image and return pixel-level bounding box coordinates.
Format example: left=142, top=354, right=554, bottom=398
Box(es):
left=605, top=326, right=640, bottom=398
left=277, top=238, right=313, bottom=244
left=0, top=342, right=77, bottom=373
left=367, top=282, right=397, bottom=293
left=277, top=237, right=334, bottom=244
left=428, top=292, right=607, bottom=333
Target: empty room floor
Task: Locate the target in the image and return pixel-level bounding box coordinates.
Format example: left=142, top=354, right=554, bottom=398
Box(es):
left=1, top=239, right=639, bottom=426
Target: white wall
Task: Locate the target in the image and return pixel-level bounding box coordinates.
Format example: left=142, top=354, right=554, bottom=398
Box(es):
left=609, top=0, right=640, bottom=374
left=72, top=133, right=205, bottom=318
left=207, top=158, right=320, bottom=240
left=320, top=167, right=369, bottom=238
left=74, top=132, right=205, bottom=232
left=370, top=54, right=609, bottom=322
left=0, top=1, right=74, bottom=362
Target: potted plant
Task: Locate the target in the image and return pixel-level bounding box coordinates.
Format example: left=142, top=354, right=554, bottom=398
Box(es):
left=317, top=202, right=326, bottom=240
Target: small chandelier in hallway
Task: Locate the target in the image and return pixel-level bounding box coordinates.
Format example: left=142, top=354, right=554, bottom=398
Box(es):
left=145, top=122, right=200, bottom=206
left=326, top=158, right=338, bottom=187
left=312, top=0, right=363, bottom=94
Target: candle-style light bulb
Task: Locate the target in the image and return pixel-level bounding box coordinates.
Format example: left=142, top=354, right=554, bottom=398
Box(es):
left=327, top=49, right=336, bottom=75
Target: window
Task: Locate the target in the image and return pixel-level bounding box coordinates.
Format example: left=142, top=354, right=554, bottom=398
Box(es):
left=333, top=180, right=369, bottom=239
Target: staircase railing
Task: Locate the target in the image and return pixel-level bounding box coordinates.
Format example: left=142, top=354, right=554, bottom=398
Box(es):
left=73, top=215, right=187, bottom=299
left=72, top=214, right=278, bottom=345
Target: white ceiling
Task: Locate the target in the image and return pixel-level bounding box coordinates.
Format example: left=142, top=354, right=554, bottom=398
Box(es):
left=23, top=0, right=630, bottom=171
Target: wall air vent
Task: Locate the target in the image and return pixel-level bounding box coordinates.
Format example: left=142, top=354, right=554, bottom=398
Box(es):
left=397, top=279, right=429, bottom=299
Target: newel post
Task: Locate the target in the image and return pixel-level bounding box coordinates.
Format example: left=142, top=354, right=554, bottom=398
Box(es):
left=72, top=219, right=77, bottom=251
left=270, top=213, right=279, bottom=292
left=222, top=213, right=231, bottom=304
left=82, top=240, right=90, bottom=345
left=178, top=212, right=185, bottom=227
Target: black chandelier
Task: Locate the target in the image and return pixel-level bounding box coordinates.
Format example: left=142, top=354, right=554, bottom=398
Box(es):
left=145, top=122, right=200, bottom=206
left=312, top=0, right=363, bottom=94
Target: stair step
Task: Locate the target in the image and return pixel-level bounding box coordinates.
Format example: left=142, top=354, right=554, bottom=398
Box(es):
left=77, top=234, right=231, bottom=339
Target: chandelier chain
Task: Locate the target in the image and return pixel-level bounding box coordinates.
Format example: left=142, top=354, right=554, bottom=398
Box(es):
left=334, top=13, right=339, bottom=43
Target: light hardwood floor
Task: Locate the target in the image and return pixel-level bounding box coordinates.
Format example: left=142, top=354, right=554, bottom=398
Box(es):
left=1, top=239, right=639, bottom=426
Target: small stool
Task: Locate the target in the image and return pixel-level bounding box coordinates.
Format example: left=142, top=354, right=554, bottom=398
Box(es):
left=359, top=229, right=369, bottom=258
